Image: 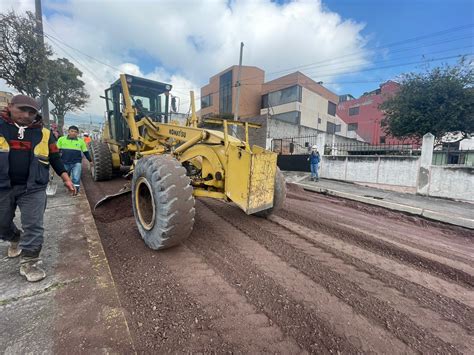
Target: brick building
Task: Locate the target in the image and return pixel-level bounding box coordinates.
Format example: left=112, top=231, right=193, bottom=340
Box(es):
left=337, top=81, right=401, bottom=144
left=199, top=65, right=264, bottom=119
left=200, top=66, right=365, bottom=151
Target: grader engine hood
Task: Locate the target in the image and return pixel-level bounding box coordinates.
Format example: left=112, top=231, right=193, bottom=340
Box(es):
left=225, top=145, right=278, bottom=214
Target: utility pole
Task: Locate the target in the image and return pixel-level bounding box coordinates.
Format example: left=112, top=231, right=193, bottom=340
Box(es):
left=35, top=0, right=50, bottom=127
left=232, top=42, right=244, bottom=136
left=233, top=42, right=244, bottom=122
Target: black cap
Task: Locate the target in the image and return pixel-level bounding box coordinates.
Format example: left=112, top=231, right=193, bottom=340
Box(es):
left=68, top=125, right=79, bottom=131
left=11, top=94, right=40, bottom=112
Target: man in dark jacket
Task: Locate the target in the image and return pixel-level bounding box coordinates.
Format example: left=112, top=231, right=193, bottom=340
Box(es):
left=0, top=94, right=75, bottom=282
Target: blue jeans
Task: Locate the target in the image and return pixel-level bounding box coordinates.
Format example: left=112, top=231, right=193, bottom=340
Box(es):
left=64, top=162, right=82, bottom=192
left=310, top=163, right=319, bottom=179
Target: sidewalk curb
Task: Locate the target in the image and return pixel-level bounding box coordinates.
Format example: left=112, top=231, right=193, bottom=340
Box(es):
left=297, top=182, right=474, bottom=230
left=80, top=193, right=137, bottom=352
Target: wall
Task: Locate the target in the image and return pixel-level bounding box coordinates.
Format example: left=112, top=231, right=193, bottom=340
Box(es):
left=277, top=133, right=474, bottom=202
left=300, top=87, right=340, bottom=132
left=320, top=155, right=419, bottom=187
left=241, top=116, right=363, bottom=151
left=428, top=166, right=474, bottom=201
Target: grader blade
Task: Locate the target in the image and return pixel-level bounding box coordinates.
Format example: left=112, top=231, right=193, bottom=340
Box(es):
left=94, top=184, right=131, bottom=210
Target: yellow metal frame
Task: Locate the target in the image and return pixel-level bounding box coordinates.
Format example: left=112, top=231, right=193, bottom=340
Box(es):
left=108, top=74, right=278, bottom=214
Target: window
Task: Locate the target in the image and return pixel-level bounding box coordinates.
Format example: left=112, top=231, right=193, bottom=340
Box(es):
left=335, top=124, right=341, bottom=133
left=349, top=106, right=360, bottom=116
left=318, top=117, right=322, bottom=124
left=219, top=70, right=233, bottom=114
left=327, top=101, right=337, bottom=116
left=272, top=111, right=300, bottom=124
left=261, top=94, right=268, bottom=109
left=348, top=123, right=358, bottom=131
left=201, top=94, right=212, bottom=108
left=380, top=136, right=386, bottom=144
left=326, top=122, right=336, bottom=134
left=262, top=85, right=302, bottom=108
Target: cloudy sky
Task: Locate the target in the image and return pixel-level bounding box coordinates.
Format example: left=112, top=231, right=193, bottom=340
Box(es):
left=1, top=0, right=472, bottom=124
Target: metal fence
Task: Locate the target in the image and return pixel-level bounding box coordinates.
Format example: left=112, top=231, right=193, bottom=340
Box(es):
left=271, top=135, right=318, bottom=155
left=433, top=149, right=474, bottom=165
left=324, top=142, right=421, bottom=156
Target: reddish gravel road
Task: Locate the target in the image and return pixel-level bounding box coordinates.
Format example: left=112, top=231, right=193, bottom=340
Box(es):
left=82, top=172, right=473, bottom=354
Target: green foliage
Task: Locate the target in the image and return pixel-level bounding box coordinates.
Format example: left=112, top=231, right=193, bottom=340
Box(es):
left=381, top=59, right=474, bottom=141
left=0, top=11, right=88, bottom=131
left=0, top=11, right=52, bottom=97
left=49, top=58, right=89, bottom=133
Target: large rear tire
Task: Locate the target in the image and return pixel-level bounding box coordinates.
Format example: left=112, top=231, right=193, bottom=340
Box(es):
left=132, top=155, right=195, bottom=250
left=89, top=141, right=113, bottom=181
left=254, top=167, right=286, bottom=218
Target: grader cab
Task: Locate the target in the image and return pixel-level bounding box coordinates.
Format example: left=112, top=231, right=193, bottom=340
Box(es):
left=90, top=74, right=286, bottom=250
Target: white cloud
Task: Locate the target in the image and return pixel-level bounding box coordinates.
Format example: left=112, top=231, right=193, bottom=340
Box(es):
left=1, top=0, right=370, bottom=121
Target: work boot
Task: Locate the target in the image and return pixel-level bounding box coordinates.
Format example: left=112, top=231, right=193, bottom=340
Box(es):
left=8, top=242, right=22, bottom=258
left=7, top=230, right=21, bottom=258
left=20, top=256, right=46, bottom=282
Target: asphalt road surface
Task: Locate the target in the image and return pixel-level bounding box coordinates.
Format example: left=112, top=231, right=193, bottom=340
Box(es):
left=82, top=171, right=473, bottom=354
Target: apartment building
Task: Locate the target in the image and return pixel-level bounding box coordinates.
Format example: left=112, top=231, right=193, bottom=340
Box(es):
left=337, top=81, right=401, bottom=144
left=199, top=66, right=365, bottom=152
left=260, top=71, right=351, bottom=137
left=200, top=65, right=264, bottom=119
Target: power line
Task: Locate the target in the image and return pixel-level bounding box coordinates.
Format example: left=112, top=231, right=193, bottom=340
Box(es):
left=235, top=23, right=474, bottom=83
left=40, top=21, right=474, bottom=92
left=37, top=21, right=474, bottom=96
left=238, top=51, right=472, bottom=87
left=45, top=35, right=103, bottom=82
left=264, top=34, right=473, bottom=77
left=243, top=47, right=473, bottom=84
left=179, top=51, right=472, bottom=107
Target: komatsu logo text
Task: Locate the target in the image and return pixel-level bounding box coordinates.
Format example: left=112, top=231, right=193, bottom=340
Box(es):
left=169, top=129, right=186, bottom=138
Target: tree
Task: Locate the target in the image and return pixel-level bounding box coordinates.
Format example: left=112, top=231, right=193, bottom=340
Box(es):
left=0, top=11, right=52, bottom=97
left=49, top=58, right=89, bottom=133
left=381, top=59, right=474, bottom=142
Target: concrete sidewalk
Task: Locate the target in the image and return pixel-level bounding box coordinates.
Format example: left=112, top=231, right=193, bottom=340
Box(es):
left=0, top=182, right=134, bottom=353
left=283, top=172, right=474, bottom=230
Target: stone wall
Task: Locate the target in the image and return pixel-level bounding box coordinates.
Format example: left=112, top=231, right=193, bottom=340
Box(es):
left=277, top=134, right=474, bottom=202
left=320, top=155, right=419, bottom=187
left=427, top=166, right=474, bottom=201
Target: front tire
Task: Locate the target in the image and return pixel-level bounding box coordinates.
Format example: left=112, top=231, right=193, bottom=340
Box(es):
left=132, top=155, right=195, bottom=250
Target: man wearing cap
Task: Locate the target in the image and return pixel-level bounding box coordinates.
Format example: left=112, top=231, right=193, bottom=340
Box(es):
left=0, top=94, right=75, bottom=282
left=57, top=125, right=93, bottom=196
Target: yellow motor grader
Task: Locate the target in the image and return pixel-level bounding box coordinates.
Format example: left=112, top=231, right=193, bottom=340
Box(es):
left=90, top=74, right=285, bottom=250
